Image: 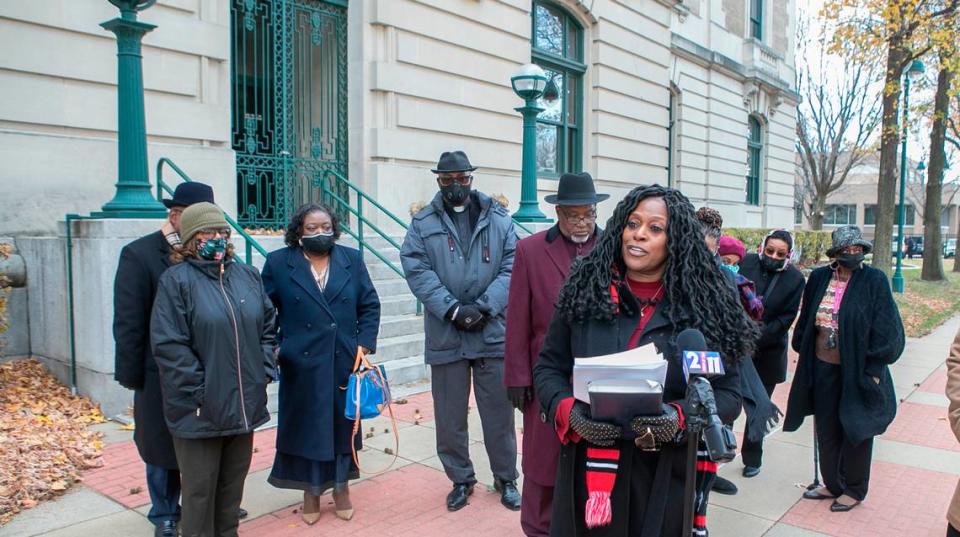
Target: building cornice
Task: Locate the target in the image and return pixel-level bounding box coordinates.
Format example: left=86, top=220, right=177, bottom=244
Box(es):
left=670, top=32, right=801, bottom=111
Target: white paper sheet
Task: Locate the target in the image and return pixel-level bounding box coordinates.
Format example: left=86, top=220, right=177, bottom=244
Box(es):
left=572, top=343, right=668, bottom=403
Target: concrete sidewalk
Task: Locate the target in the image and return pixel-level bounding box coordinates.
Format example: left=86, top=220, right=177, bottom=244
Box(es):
left=2, top=318, right=958, bottom=537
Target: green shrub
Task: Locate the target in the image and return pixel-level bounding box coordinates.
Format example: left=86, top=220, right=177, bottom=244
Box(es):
left=723, top=228, right=831, bottom=266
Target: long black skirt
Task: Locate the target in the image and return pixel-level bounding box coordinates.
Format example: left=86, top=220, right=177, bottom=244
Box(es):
left=268, top=452, right=358, bottom=496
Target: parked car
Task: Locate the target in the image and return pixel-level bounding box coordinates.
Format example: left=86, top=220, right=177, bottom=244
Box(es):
left=945, top=238, right=957, bottom=258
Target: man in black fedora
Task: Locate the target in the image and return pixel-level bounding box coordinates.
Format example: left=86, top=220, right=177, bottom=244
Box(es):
left=400, top=150, right=521, bottom=512
left=503, top=172, right=607, bottom=537
left=113, top=181, right=216, bottom=537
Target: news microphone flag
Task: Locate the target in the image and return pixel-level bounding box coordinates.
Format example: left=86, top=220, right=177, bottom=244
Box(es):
left=682, top=350, right=725, bottom=379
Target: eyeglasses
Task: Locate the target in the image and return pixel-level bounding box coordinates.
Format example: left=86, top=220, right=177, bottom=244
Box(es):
left=559, top=209, right=597, bottom=225
left=196, top=228, right=231, bottom=239
left=437, top=174, right=473, bottom=186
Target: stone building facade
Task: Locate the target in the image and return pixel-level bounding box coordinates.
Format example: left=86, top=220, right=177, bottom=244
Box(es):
left=0, top=0, right=799, bottom=413
left=1, top=0, right=798, bottom=235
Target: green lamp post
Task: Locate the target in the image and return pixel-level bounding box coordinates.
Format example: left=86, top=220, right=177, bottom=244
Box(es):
left=94, top=0, right=166, bottom=218
left=511, top=63, right=551, bottom=223
left=893, top=59, right=926, bottom=293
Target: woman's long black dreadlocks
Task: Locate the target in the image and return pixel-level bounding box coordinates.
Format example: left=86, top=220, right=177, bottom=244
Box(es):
left=555, top=184, right=759, bottom=362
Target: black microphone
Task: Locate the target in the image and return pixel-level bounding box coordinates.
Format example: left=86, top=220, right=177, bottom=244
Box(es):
left=677, top=328, right=737, bottom=463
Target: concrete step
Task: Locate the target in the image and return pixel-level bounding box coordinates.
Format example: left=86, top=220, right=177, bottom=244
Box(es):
left=379, top=314, right=422, bottom=339
left=373, top=332, right=425, bottom=363
left=372, top=278, right=413, bottom=298
left=367, top=262, right=405, bottom=281
left=382, top=355, right=429, bottom=386
left=380, top=295, right=419, bottom=316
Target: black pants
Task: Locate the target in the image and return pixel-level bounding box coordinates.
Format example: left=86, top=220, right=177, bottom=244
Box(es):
left=813, top=359, right=873, bottom=501
left=949, top=524, right=960, bottom=537
left=173, top=433, right=253, bottom=537
left=740, top=383, right=777, bottom=468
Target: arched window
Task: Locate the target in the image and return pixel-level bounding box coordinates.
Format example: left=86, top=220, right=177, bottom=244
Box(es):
left=746, top=116, right=763, bottom=206
left=532, top=1, right=586, bottom=177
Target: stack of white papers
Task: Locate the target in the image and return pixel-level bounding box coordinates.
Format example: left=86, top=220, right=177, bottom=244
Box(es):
left=572, top=343, right=668, bottom=403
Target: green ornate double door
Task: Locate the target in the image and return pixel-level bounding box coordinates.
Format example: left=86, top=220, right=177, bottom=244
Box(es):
left=230, top=0, right=348, bottom=229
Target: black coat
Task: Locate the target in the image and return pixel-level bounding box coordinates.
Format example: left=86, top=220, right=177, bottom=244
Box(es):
left=534, top=289, right=742, bottom=537
left=738, top=253, right=805, bottom=385
left=113, top=230, right=177, bottom=469
left=784, top=265, right=905, bottom=445
left=261, top=245, right=381, bottom=461
left=151, top=258, right=277, bottom=439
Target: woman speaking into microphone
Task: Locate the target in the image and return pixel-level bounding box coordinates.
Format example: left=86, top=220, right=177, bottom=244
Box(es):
left=534, top=185, right=758, bottom=536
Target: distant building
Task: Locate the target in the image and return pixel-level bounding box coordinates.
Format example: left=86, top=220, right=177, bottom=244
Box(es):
left=795, top=153, right=960, bottom=243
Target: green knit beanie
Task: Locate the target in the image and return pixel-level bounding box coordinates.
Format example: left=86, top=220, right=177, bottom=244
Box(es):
left=179, top=202, right=229, bottom=243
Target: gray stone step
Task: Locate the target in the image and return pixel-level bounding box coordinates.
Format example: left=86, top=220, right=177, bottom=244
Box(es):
left=368, top=262, right=405, bottom=281
left=380, top=296, right=419, bottom=316
left=379, top=314, right=422, bottom=339
left=383, top=355, right=429, bottom=386
left=373, top=333, right=425, bottom=363
left=372, top=278, right=413, bottom=298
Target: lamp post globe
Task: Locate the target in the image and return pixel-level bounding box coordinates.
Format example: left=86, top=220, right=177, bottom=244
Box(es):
left=511, top=63, right=548, bottom=101
left=908, top=59, right=926, bottom=80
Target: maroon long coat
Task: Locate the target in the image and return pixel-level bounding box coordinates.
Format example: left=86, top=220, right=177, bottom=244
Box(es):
left=504, top=225, right=597, bottom=486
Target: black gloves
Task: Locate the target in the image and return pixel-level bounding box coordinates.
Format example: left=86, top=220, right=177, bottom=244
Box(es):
left=569, top=401, right=622, bottom=447
left=507, top=386, right=532, bottom=411
left=453, top=304, right=488, bottom=332
left=630, top=404, right=683, bottom=451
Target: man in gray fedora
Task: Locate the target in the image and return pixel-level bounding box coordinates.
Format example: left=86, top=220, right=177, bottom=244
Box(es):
left=400, top=150, right=520, bottom=512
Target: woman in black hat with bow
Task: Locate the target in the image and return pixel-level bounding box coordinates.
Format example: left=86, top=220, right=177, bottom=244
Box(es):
left=784, top=225, right=904, bottom=512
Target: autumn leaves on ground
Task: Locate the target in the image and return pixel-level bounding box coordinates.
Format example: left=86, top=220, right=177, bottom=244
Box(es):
left=0, top=359, right=105, bottom=525
left=894, top=260, right=960, bottom=337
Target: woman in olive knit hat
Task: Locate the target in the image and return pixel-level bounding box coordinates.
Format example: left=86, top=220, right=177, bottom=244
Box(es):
left=151, top=202, right=278, bottom=537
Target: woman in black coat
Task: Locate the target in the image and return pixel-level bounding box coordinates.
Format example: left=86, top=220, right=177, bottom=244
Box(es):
left=534, top=185, right=758, bottom=537
left=737, top=230, right=804, bottom=476
left=151, top=203, right=277, bottom=537
left=784, top=225, right=904, bottom=512
left=263, top=203, right=381, bottom=525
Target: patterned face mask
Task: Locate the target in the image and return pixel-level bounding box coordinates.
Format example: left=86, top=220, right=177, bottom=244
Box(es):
left=197, top=238, right=227, bottom=261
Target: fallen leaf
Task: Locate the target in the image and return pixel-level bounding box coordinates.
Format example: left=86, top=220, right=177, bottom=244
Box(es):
left=129, top=486, right=143, bottom=495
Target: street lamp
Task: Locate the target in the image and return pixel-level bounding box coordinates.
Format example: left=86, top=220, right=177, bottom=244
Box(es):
left=892, top=59, right=925, bottom=293
left=94, top=0, right=167, bottom=218
left=511, top=63, right=551, bottom=222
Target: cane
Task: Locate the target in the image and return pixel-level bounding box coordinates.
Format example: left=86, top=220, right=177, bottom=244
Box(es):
left=806, top=419, right=821, bottom=490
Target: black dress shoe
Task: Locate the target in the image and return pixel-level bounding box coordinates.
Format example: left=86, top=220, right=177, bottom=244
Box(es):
left=830, top=499, right=861, bottom=512
left=446, top=483, right=475, bottom=511
left=802, top=488, right=835, bottom=500
left=238, top=507, right=248, bottom=519
left=494, top=479, right=521, bottom=511
left=711, top=476, right=738, bottom=495
left=155, top=520, right=177, bottom=537
left=742, top=466, right=761, bottom=478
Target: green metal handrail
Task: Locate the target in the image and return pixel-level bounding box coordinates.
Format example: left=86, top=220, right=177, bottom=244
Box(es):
left=156, top=157, right=268, bottom=265
left=317, top=169, right=422, bottom=315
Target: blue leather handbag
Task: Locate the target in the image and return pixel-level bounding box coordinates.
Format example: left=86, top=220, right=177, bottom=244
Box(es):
left=345, top=349, right=390, bottom=420
left=345, top=348, right=399, bottom=473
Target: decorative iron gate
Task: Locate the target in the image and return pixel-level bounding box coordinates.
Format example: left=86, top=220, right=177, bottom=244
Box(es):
left=231, top=0, right=348, bottom=229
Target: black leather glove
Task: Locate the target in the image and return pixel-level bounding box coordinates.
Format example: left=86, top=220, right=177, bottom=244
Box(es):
left=507, top=386, right=532, bottom=411
left=453, top=304, right=487, bottom=331
left=569, top=401, right=622, bottom=446
left=630, top=404, right=683, bottom=451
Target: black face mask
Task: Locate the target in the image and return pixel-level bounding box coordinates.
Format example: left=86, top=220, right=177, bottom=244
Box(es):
left=300, top=232, right=335, bottom=255
left=836, top=253, right=865, bottom=269
left=441, top=184, right=470, bottom=206
left=760, top=255, right=785, bottom=272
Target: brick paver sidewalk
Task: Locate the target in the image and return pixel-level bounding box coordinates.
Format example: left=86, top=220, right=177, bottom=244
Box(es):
left=3, top=319, right=959, bottom=537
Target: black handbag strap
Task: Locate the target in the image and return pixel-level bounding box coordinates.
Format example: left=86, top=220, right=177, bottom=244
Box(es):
left=761, top=272, right=782, bottom=306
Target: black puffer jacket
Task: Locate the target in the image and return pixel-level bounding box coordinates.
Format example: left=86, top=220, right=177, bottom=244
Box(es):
left=151, top=257, right=277, bottom=439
